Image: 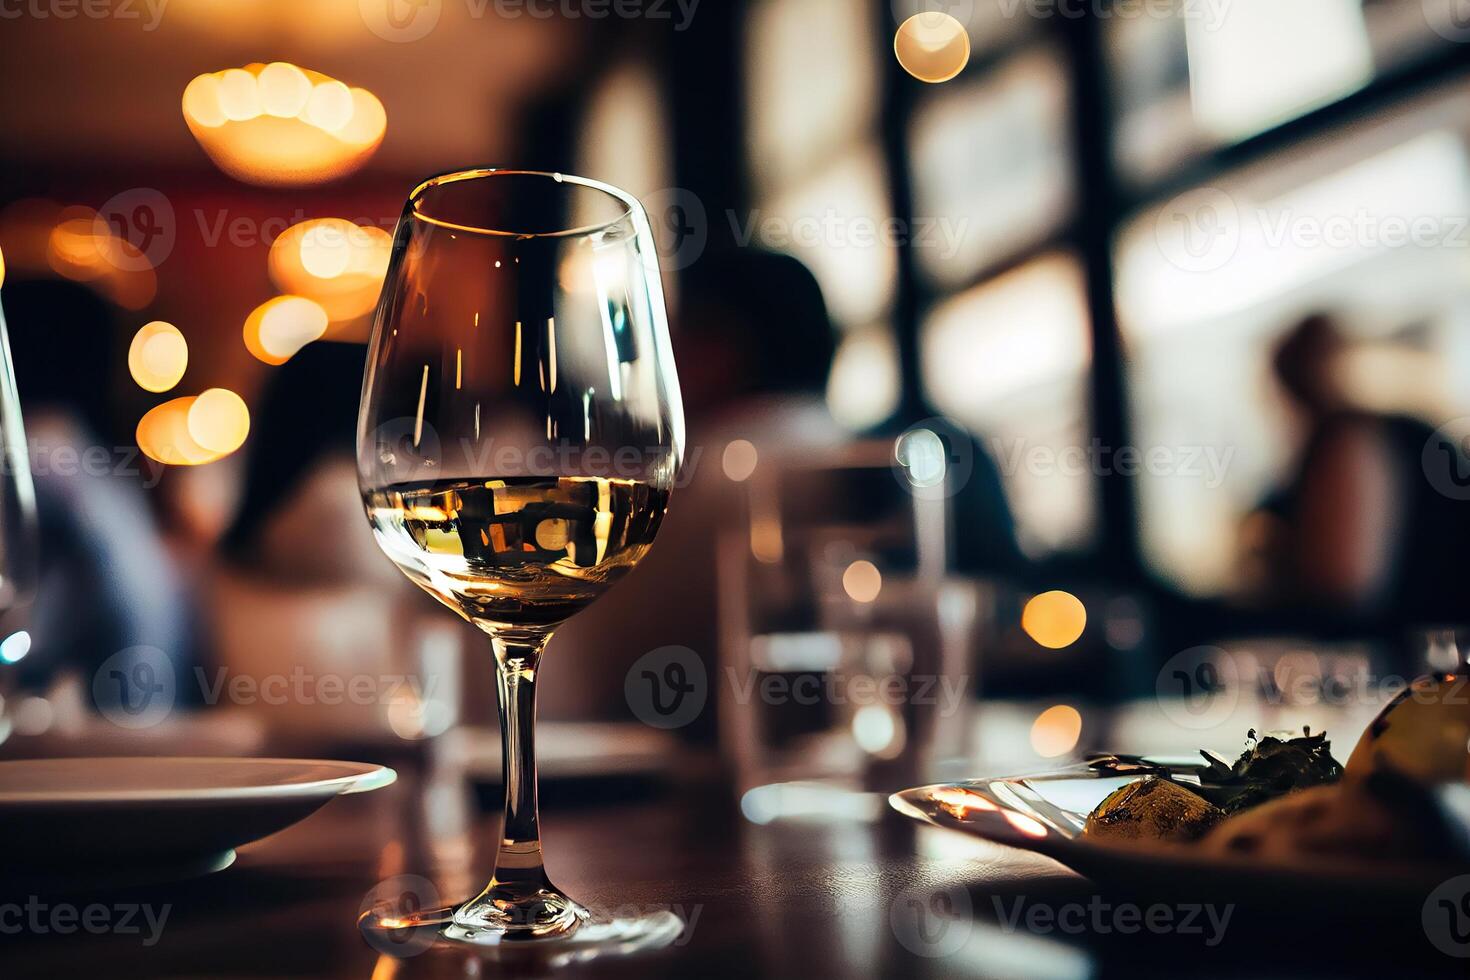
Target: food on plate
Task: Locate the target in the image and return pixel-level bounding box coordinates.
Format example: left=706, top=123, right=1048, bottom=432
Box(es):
left=1083, top=776, right=1224, bottom=843
left=1194, top=728, right=1343, bottom=814
left=1345, top=672, right=1470, bottom=786
left=1200, top=769, right=1466, bottom=864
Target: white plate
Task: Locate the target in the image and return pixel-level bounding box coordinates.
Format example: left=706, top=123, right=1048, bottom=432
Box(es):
left=0, top=757, right=395, bottom=883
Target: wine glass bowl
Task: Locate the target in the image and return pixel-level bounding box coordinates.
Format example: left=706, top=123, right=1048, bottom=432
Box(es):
left=356, top=170, right=684, bottom=952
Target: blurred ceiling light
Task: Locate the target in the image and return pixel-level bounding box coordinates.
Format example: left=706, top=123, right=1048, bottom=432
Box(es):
left=842, top=559, right=883, bottom=604
left=183, top=63, right=386, bottom=186
left=35, top=205, right=158, bottom=310
left=137, top=396, right=224, bottom=466
left=1021, top=591, right=1088, bottom=650
left=894, top=13, right=970, bottom=84
left=243, top=295, right=330, bottom=365
left=187, top=388, right=251, bottom=455
left=1186, top=0, right=1371, bottom=142
left=826, top=326, right=900, bottom=432
left=127, top=321, right=188, bottom=393
left=268, top=219, right=392, bottom=322
left=1030, top=704, right=1083, bottom=758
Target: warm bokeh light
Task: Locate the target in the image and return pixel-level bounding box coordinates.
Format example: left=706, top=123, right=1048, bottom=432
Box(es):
left=894, top=13, right=970, bottom=84
left=1002, top=809, right=1049, bottom=839
left=243, top=295, right=330, bottom=365
left=267, top=219, right=392, bottom=322
left=127, top=321, right=188, bottom=393
left=182, top=63, right=387, bottom=186
left=851, top=703, right=904, bottom=759
left=1021, top=590, right=1088, bottom=649
left=136, top=396, right=223, bottom=466
left=721, top=439, right=759, bottom=482
left=187, top=388, right=251, bottom=455
left=3, top=202, right=159, bottom=309
left=0, top=243, right=6, bottom=290
left=1030, top=704, right=1083, bottom=758
left=842, top=559, right=883, bottom=604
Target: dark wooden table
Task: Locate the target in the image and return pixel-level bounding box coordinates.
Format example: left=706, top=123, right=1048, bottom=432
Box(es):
left=0, top=765, right=1462, bottom=979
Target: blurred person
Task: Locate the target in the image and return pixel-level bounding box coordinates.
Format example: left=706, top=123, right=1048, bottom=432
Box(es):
left=2, top=278, right=199, bottom=705
left=1241, top=314, right=1466, bottom=629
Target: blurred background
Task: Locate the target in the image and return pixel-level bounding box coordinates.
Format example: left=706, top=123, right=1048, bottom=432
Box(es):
left=2, top=0, right=1470, bottom=804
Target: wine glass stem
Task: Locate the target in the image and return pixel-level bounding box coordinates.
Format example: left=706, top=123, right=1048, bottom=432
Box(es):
left=494, top=633, right=546, bottom=880
left=452, top=632, right=584, bottom=937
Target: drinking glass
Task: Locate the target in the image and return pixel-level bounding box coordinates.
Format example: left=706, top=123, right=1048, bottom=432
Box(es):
left=0, top=299, right=39, bottom=743
left=356, top=170, right=684, bottom=952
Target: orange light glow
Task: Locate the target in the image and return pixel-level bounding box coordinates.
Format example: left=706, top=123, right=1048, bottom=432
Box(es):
left=35, top=206, right=157, bottom=310
left=1021, top=590, right=1087, bottom=649
left=127, top=321, right=188, bottom=393
left=1030, top=704, right=1083, bottom=758
left=137, top=396, right=222, bottom=466
left=187, top=388, right=251, bottom=455
left=1002, top=809, right=1049, bottom=839
left=243, top=295, right=329, bottom=365
left=932, top=785, right=997, bottom=818
left=842, top=560, right=883, bottom=604
left=0, top=243, right=5, bottom=289
left=267, top=219, right=391, bottom=322
left=182, top=64, right=386, bottom=186
left=894, top=13, right=970, bottom=84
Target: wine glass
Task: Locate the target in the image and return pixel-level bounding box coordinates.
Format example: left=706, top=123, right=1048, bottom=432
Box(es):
left=356, top=170, right=685, bottom=953
left=0, top=297, right=39, bottom=744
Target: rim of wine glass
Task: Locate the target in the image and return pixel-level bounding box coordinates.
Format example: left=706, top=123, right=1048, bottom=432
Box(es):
left=407, top=168, right=642, bottom=239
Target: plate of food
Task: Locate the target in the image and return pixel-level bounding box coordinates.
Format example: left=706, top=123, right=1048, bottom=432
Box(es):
left=891, top=673, right=1470, bottom=912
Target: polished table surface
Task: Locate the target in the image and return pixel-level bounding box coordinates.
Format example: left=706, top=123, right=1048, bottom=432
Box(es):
left=0, top=762, right=1461, bottom=979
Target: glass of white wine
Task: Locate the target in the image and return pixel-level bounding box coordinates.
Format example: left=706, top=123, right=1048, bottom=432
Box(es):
left=356, top=170, right=685, bottom=953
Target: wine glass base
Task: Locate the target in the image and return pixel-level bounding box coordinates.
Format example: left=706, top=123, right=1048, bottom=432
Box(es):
left=359, top=901, right=685, bottom=962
